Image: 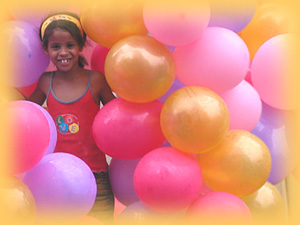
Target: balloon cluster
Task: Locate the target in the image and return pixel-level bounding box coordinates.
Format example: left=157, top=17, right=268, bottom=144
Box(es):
left=2, top=0, right=299, bottom=224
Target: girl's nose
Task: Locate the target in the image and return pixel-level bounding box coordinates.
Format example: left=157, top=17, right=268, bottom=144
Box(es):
left=59, top=47, right=68, bottom=55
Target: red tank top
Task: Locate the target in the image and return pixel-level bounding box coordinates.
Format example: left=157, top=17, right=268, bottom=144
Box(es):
left=46, top=71, right=108, bottom=172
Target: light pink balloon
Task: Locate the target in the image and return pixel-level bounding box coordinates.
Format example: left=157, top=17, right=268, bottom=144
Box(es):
left=173, top=27, right=249, bottom=93
left=251, top=34, right=300, bottom=110
left=220, top=80, right=262, bottom=131
left=143, top=0, right=210, bottom=46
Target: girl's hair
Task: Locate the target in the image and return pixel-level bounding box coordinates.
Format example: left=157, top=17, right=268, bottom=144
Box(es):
left=39, top=12, right=88, bottom=68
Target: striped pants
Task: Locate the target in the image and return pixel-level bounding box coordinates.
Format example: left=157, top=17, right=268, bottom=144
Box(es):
left=88, top=172, right=115, bottom=224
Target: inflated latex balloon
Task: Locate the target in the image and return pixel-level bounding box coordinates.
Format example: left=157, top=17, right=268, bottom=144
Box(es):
left=90, top=44, right=110, bottom=75
left=173, top=27, right=249, bottom=93
left=197, top=130, right=272, bottom=196
left=208, top=0, right=257, bottom=33
left=160, top=86, right=229, bottom=154
left=105, top=35, right=176, bottom=103
left=4, top=101, right=50, bottom=174
left=27, top=102, right=57, bottom=155
left=239, top=2, right=297, bottom=60
left=0, top=21, right=50, bottom=87
left=251, top=34, right=300, bottom=110
left=186, top=192, right=252, bottom=222
left=80, top=0, right=147, bottom=48
left=23, top=153, right=96, bottom=223
left=143, top=0, right=210, bottom=46
left=241, top=182, right=285, bottom=222
left=2, top=176, right=36, bottom=224
left=93, top=98, right=165, bottom=159
left=220, top=80, right=262, bottom=131
left=133, top=147, right=202, bottom=212
left=251, top=103, right=298, bottom=184
left=109, top=158, right=140, bottom=206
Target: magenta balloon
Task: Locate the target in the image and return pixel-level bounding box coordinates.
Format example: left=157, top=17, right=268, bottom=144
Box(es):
left=27, top=102, right=57, bottom=155
left=187, top=192, right=252, bottom=221
left=93, top=98, right=166, bottom=160
left=23, top=153, right=96, bottom=222
left=5, top=101, right=50, bottom=174
left=173, top=27, right=249, bottom=93
left=208, top=0, right=257, bottom=33
left=133, top=147, right=202, bottom=212
left=109, top=158, right=140, bottom=206
left=0, top=21, right=50, bottom=87
left=90, top=44, right=110, bottom=74
left=220, top=80, right=262, bottom=131
left=251, top=103, right=298, bottom=184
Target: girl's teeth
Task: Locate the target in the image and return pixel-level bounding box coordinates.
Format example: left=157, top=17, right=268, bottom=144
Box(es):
left=62, top=59, right=69, bottom=63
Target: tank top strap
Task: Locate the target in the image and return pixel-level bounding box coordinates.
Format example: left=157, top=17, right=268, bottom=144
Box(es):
left=46, top=71, right=55, bottom=102
left=87, top=71, right=99, bottom=104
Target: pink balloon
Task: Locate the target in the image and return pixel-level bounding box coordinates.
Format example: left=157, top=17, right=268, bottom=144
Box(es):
left=173, top=27, right=249, bottom=93
left=220, top=80, right=262, bottom=131
left=251, top=34, right=299, bottom=110
left=143, top=0, right=210, bottom=46
left=27, top=102, right=57, bottom=155
left=23, top=153, right=96, bottom=223
left=0, top=21, right=50, bottom=87
left=133, top=147, right=202, bottom=212
left=4, top=101, right=50, bottom=174
left=186, top=192, right=252, bottom=222
left=90, top=44, right=110, bottom=74
left=92, top=98, right=165, bottom=159
left=109, top=158, right=140, bottom=206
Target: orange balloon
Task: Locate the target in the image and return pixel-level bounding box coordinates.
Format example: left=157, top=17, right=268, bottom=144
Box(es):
left=239, top=2, right=297, bottom=60
left=197, top=130, right=271, bottom=196
left=1, top=176, right=36, bottom=224
left=240, top=182, right=285, bottom=222
left=0, top=86, right=25, bottom=104
left=80, top=0, right=148, bottom=48
left=160, top=86, right=229, bottom=154
left=105, top=35, right=176, bottom=103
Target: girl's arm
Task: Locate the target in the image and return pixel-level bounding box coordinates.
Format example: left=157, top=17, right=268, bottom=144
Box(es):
left=27, top=73, right=50, bottom=106
left=91, top=71, right=116, bottom=105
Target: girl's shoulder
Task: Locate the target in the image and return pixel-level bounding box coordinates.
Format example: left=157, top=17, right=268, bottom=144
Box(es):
left=37, top=71, right=52, bottom=92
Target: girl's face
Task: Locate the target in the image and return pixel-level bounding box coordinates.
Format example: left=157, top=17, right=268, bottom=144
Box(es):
left=46, top=28, right=82, bottom=72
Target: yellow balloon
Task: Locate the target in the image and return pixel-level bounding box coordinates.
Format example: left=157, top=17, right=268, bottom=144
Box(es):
left=197, top=130, right=271, bottom=196
left=240, top=182, right=285, bottom=222
left=1, top=176, right=36, bottom=224
left=239, top=1, right=297, bottom=60
left=80, top=0, right=148, bottom=48
left=160, top=86, right=229, bottom=154
left=105, top=35, right=176, bottom=103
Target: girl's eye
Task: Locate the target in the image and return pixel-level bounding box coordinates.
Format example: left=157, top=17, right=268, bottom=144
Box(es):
left=51, top=45, right=60, bottom=50
left=67, top=43, right=75, bottom=48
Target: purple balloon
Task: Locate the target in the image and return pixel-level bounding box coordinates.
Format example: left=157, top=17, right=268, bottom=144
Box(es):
left=0, top=20, right=50, bottom=87
left=251, top=103, right=298, bottom=184
left=23, top=153, right=97, bottom=222
left=109, top=158, right=141, bottom=206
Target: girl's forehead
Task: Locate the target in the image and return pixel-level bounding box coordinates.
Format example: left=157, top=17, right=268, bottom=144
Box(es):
left=48, top=28, right=76, bottom=42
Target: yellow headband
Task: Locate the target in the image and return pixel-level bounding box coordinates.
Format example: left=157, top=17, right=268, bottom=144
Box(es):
left=41, top=14, right=84, bottom=40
